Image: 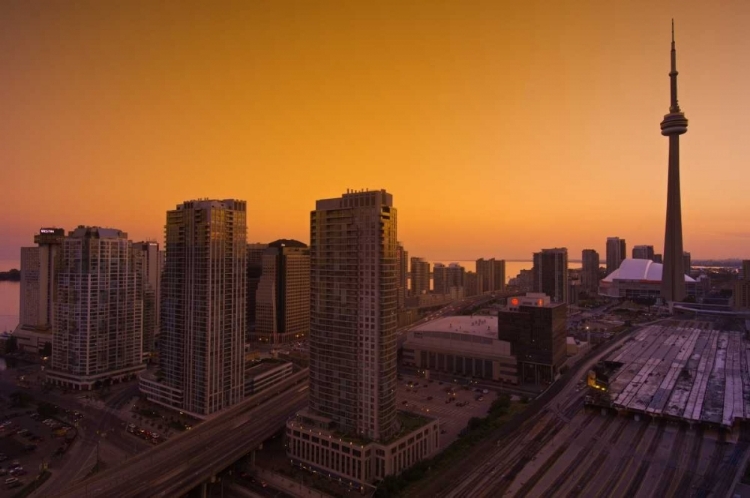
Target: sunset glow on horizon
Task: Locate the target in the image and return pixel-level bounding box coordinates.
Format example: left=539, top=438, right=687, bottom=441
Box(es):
left=2, top=1, right=750, bottom=261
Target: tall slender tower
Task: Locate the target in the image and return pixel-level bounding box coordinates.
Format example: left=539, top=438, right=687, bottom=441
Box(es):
left=660, top=20, right=688, bottom=302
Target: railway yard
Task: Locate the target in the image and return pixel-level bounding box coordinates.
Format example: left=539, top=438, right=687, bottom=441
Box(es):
left=428, top=318, right=750, bottom=498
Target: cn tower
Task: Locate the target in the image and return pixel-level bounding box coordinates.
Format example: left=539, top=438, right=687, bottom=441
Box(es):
left=660, top=20, right=688, bottom=302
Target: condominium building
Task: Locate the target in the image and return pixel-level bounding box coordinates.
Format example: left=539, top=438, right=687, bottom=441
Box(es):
left=247, top=243, right=269, bottom=334
left=396, top=243, right=408, bottom=309
left=410, top=257, right=430, bottom=296
left=255, top=239, right=310, bottom=345
left=476, top=258, right=506, bottom=293
left=47, top=226, right=145, bottom=390
left=581, top=249, right=600, bottom=296
left=736, top=260, right=750, bottom=310
left=532, top=248, right=568, bottom=304
left=13, top=228, right=65, bottom=353
left=147, top=199, right=247, bottom=417
left=606, top=237, right=627, bottom=275
left=288, top=189, right=438, bottom=489
left=684, top=251, right=692, bottom=276
left=465, top=271, right=479, bottom=297
left=632, top=245, right=655, bottom=261
left=133, top=241, right=161, bottom=360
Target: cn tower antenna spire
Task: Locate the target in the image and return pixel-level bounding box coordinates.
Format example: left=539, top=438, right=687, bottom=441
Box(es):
left=669, top=19, right=680, bottom=112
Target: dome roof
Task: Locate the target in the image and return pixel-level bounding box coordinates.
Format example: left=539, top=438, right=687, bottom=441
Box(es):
left=602, top=258, right=695, bottom=283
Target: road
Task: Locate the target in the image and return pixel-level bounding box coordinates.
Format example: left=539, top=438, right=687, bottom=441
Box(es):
left=409, top=323, right=645, bottom=498
left=54, top=371, right=309, bottom=498
left=33, top=384, right=144, bottom=496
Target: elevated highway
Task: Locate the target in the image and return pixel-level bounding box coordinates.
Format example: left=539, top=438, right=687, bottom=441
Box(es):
left=53, top=370, right=309, bottom=498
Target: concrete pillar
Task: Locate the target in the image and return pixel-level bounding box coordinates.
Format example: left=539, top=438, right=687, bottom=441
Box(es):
left=634, top=414, right=641, bottom=422
left=601, top=408, right=607, bottom=417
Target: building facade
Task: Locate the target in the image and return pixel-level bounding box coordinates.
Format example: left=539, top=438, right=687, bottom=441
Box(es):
left=632, top=245, right=655, bottom=260
left=581, top=249, right=600, bottom=296
left=133, top=241, right=161, bottom=360
left=247, top=243, right=268, bottom=336
left=152, top=199, right=247, bottom=417
left=410, top=257, right=430, bottom=296
left=396, top=243, right=408, bottom=309
left=497, top=293, right=567, bottom=385
left=287, top=189, right=438, bottom=488
left=255, top=239, right=310, bottom=345
left=402, top=316, right=518, bottom=383
left=476, top=258, right=506, bottom=294
left=14, top=228, right=65, bottom=353
left=606, top=237, right=627, bottom=275
left=47, top=226, right=145, bottom=389
left=532, top=248, right=568, bottom=304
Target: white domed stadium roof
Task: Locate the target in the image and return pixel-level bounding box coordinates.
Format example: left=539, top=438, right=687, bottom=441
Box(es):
left=602, top=258, right=695, bottom=283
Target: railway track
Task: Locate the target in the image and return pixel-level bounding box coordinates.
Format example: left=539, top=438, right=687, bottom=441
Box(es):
left=563, top=417, right=630, bottom=498
left=622, top=420, right=668, bottom=497
left=596, top=418, right=650, bottom=497
left=533, top=414, right=617, bottom=497
left=653, top=424, right=688, bottom=498
left=673, top=426, right=704, bottom=496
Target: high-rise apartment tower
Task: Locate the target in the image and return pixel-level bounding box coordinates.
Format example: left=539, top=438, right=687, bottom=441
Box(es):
left=48, top=226, right=145, bottom=389
left=581, top=249, right=600, bottom=295
left=532, top=248, right=568, bottom=304
left=606, top=237, right=626, bottom=274
left=255, top=239, right=310, bottom=345
left=308, top=189, right=398, bottom=441
left=160, top=199, right=247, bottom=416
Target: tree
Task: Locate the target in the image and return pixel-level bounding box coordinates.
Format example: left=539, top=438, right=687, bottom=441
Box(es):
left=41, top=342, right=52, bottom=357
left=5, top=336, right=18, bottom=354
left=37, top=402, right=58, bottom=418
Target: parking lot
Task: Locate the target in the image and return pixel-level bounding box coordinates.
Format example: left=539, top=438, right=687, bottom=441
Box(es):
left=396, top=373, right=498, bottom=450
left=0, top=402, right=81, bottom=495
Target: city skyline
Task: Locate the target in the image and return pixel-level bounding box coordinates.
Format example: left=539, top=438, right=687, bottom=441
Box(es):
left=3, top=3, right=750, bottom=262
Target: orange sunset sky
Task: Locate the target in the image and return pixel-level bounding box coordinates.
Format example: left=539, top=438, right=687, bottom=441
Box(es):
left=1, top=1, right=749, bottom=262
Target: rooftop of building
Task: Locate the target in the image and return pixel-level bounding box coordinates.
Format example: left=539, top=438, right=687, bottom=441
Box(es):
left=602, top=258, right=696, bottom=283
left=597, top=319, right=750, bottom=427
left=410, top=315, right=498, bottom=338
left=268, top=239, right=308, bottom=249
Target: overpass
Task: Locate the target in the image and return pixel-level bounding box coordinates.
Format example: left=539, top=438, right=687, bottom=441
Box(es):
left=53, top=370, right=310, bottom=498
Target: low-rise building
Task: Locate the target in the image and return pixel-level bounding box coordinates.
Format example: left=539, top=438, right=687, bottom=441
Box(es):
left=286, top=410, right=439, bottom=490
left=244, top=360, right=294, bottom=398
left=497, top=293, right=567, bottom=385
left=402, top=316, right=517, bottom=383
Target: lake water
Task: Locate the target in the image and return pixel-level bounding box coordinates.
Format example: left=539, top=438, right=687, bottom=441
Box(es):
left=0, top=259, right=20, bottom=333
left=429, top=260, right=582, bottom=283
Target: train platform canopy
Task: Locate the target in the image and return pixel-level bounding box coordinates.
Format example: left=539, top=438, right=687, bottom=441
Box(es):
left=603, top=320, right=750, bottom=428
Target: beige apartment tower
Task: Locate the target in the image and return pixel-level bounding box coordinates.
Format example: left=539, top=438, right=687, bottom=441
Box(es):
left=287, top=189, right=439, bottom=489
